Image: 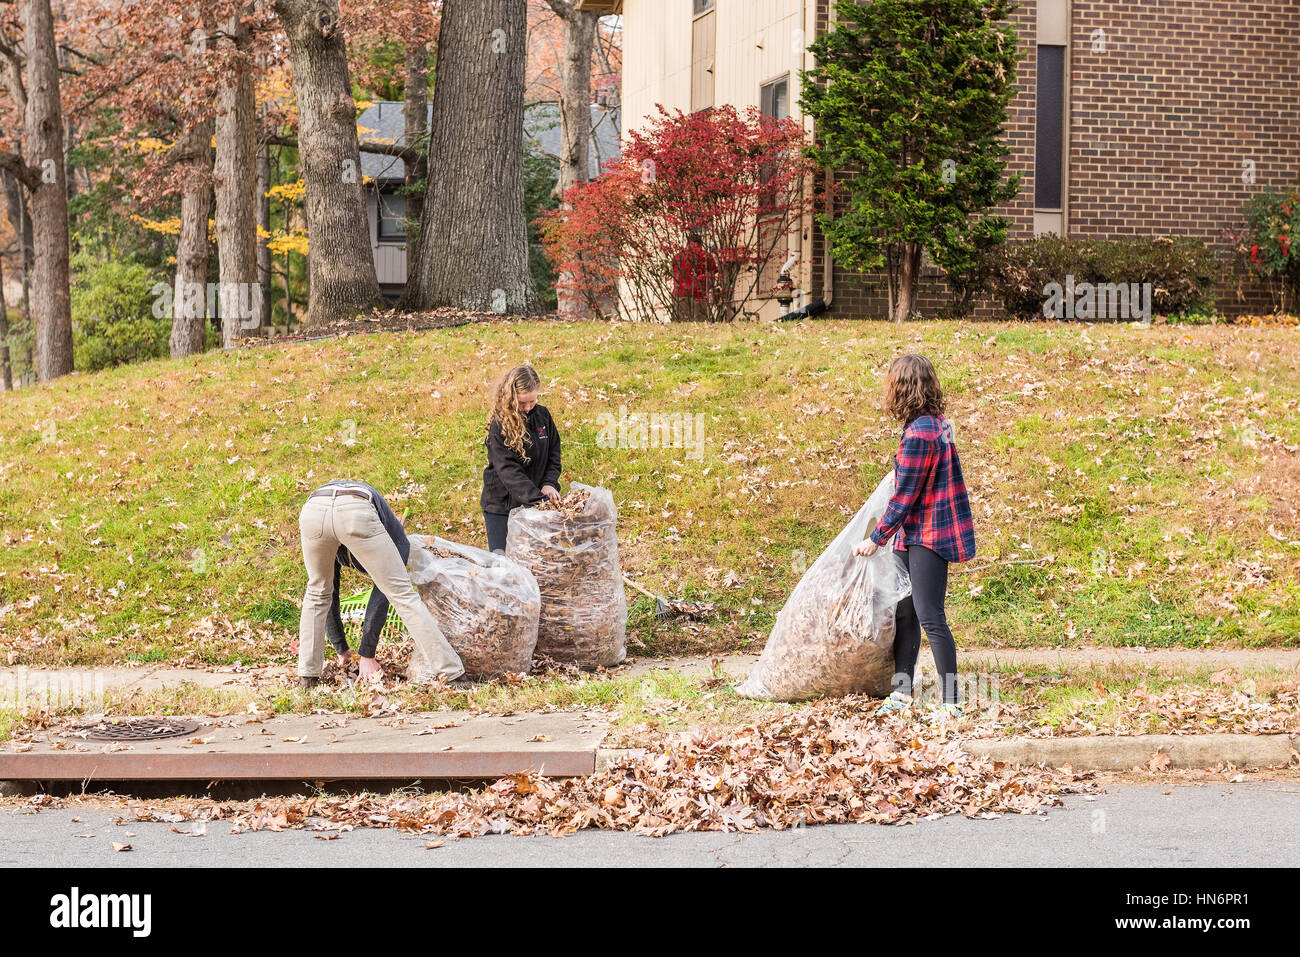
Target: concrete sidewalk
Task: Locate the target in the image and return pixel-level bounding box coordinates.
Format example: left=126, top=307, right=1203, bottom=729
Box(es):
left=2, top=645, right=1296, bottom=708
left=0, top=710, right=609, bottom=784
left=619, top=646, right=1300, bottom=679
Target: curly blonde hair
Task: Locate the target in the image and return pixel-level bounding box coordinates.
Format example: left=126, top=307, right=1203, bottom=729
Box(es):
left=883, top=354, right=945, bottom=424
left=489, top=365, right=543, bottom=459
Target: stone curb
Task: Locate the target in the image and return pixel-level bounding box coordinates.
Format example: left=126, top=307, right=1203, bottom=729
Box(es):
left=961, top=733, right=1298, bottom=771
left=595, top=735, right=1299, bottom=775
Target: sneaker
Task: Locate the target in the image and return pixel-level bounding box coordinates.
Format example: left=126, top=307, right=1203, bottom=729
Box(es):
left=875, top=691, right=913, bottom=716
left=924, top=702, right=963, bottom=724
left=297, top=676, right=321, bottom=690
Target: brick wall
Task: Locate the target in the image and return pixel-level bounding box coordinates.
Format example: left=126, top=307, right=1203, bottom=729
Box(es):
left=811, top=0, right=1300, bottom=319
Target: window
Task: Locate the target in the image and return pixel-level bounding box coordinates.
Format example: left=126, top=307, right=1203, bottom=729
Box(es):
left=758, top=74, right=793, bottom=297
left=761, top=75, right=789, bottom=121
left=691, top=2, right=716, bottom=111
left=1035, top=45, right=1065, bottom=211
left=377, top=191, right=406, bottom=242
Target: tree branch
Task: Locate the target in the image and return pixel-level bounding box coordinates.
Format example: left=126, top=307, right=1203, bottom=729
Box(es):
left=543, top=0, right=574, bottom=22
left=58, top=43, right=105, bottom=66
left=264, top=133, right=419, bottom=163
left=0, top=150, right=39, bottom=192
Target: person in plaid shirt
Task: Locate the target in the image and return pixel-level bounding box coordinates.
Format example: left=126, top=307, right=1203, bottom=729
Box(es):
left=854, top=354, right=975, bottom=720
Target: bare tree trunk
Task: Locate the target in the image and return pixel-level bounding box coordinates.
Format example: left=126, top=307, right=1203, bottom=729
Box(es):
left=2, top=169, right=33, bottom=329
left=3, top=172, right=34, bottom=383
left=54, top=38, right=84, bottom=214
left=0, top=254, right=12, bottom=390
left=213, top=8, right=260, bottom=345
left=272, top=0, right=381, bottom=327
left=544, top=1, right=597, bottom=317
left=24, top=0, right=73, bottom=380
left=398, top=39, right=429, bottom=293
left=256, top=139, right=273, bottom=330
left=893, top=242, right=921, bottom=322
left=547, top=1, right=596, bottom=199
left=171, top=119, right=215, bottom=357
left=407, top=0, right=540, bottom=314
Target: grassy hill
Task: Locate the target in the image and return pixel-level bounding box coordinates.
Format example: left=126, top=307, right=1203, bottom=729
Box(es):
left=1, top=319, right=1297, bottom=667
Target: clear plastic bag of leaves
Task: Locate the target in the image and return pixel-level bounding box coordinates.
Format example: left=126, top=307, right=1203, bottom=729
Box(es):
left=737, top=472, right=912, bottom=702
left=406, top=535, right=541, bottom=679
left=506, top=483, right=628, bottom=670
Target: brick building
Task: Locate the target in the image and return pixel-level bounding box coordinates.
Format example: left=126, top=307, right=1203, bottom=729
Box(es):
left=577, top=0, right=1300, bottom=318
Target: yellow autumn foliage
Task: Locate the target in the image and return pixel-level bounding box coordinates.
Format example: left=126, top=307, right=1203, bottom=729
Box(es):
left=267, top=229, right=310, bottom=256
left=132, top=215, right=182, bottom=236
left=267, top=180, right=306, bottom=202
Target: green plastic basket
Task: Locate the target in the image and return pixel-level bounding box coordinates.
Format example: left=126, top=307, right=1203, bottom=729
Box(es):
left=337, top=588, right=406, bottom=646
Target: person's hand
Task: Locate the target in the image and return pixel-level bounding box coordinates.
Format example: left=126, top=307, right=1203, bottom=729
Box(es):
left=541, top=485, right=560, bottom=501
left=854, top=539, right=880, bottom=558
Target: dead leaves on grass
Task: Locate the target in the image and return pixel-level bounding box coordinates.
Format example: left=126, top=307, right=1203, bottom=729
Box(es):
left=966, top=678, right=1299, bottom=738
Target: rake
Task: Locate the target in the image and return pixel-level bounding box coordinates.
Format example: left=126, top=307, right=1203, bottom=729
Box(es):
left=622, top=575, right=717, bottom=622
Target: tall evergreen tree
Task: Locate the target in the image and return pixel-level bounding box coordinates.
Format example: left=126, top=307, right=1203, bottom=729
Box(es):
left=801, top=0, right=1021, bottom=321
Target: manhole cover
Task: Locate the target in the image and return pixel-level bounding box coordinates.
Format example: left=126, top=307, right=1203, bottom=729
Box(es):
left=74, top=718, right=202, bottom=742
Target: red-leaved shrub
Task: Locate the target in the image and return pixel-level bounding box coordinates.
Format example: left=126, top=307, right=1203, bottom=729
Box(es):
left=539, top=105, right=817, bottom=321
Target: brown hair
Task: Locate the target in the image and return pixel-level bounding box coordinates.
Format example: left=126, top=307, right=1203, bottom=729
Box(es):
left=489, top=365, right=543, bottom=459
left=883, top=354, right=944, bottom=423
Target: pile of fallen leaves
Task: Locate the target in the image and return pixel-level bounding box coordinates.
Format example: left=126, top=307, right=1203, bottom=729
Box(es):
left=94, top=697, right=1092, bottom=839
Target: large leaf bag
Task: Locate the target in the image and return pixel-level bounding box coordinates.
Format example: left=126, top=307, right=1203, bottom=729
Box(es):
left=406, top=535, right=541, bottom=679
left=737, top=473, right=912, bottom=702
left=506, top=484, right=628, bottom=670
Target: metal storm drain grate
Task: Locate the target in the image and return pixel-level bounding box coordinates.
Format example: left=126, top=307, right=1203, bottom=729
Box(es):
left=75, top=718, right=202, bottom=742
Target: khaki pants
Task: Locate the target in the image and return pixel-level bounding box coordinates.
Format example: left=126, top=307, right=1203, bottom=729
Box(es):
left=298, top=493, right=464, bottom=682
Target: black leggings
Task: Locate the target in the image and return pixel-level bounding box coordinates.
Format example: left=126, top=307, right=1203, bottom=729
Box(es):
left=893, top=544, right=959, bottom=704
left=484, top=512, right=510, bottom=553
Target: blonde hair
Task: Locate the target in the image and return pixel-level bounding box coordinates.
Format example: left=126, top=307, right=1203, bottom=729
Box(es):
left=883, top=354, right=945, bottom=423
left=489, top=365, right=543, bottom=459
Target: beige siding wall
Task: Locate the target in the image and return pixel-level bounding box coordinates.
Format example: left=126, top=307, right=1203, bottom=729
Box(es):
left=621, top=0, right=817, bottom=319
left=366, top=192, right=408, bottom=289
left=623, top=0, right=810, bottom=131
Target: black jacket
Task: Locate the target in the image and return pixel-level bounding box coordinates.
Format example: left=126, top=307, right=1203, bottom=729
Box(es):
left=315, top=480, right=410, bottom=569
left=481, top=405, right=562, bottom=514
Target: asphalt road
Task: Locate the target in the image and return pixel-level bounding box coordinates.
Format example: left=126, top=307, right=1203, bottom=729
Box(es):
left=2, top=782, right=1297, bottom=867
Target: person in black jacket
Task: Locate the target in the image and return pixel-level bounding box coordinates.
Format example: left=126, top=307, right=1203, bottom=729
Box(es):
left=481, top=365, right=562, bottom=552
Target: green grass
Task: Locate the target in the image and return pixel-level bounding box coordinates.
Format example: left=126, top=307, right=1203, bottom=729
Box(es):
left=0, top=319, right=1297, bottom=667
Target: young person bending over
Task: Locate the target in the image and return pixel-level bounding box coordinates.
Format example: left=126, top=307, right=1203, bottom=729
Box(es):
left=297, top=480, right=464, bottom=689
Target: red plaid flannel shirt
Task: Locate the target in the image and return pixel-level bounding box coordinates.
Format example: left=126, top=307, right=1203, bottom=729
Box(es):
left=869, top=413, right=976, bottom=563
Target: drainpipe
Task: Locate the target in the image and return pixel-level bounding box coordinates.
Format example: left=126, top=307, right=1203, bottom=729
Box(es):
left=823, top=0, right=835, bottom=310
left=806, top=0, right=834, bottom=311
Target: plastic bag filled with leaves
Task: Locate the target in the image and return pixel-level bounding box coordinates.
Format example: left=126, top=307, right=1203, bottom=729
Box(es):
left=406, top=535, right=541, bottom=679
left=737, top=472, right=912, bottom=702
left=506, top=483, right=628, bottom=670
